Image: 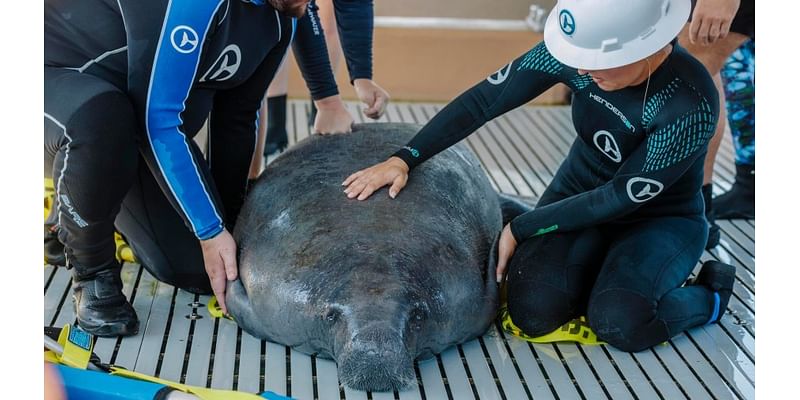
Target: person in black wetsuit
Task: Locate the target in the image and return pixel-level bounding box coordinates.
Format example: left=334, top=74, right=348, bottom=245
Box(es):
left=342, top=0, right=737, bottom=352
left=44, top=0, right=310, bottom=337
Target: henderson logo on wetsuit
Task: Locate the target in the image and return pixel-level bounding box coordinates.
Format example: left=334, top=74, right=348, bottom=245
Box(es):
left=588, top=92, right=636, bottom=133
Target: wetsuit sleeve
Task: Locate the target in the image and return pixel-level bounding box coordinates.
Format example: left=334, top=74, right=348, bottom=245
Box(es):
left=292, top=0, right=340, bottom=100
left=392, top=42, right=564, bottom=169
left=333, top=0, right=374, bottom=82
left=122, top=0, right=229, bottom=240
left=208, top=18, right=295, bottom=228
left=509, top=92, right=719, bottom=242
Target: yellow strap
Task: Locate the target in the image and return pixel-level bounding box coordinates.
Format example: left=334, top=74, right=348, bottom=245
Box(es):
left=114, top=232, right=137, bottom=263
left=44, top=178, right=55, bottom=220
left=110, top=367, right=266, bottom=400
left=207, top=296, right=234, bottom=321
left=44, top=350, right=60, bottom=364
left=499, top=306, right=605, bottom=345
left=56, top=324, right=96, bottom=369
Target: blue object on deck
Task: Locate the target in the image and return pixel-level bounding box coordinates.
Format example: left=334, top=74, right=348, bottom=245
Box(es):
left=260, top=392, right=292, bottom=399
left=57, top=364, right=167, bottom=400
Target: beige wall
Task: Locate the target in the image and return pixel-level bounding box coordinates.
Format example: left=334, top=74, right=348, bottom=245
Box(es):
left=284, top=1, right=569, bottom=104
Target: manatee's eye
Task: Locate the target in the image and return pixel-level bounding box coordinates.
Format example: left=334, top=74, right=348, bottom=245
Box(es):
left=323, top=308, right=340, bottom=325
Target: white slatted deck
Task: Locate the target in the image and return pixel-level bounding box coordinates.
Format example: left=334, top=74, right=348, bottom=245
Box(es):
left=44, top=101, right=755, bottom=400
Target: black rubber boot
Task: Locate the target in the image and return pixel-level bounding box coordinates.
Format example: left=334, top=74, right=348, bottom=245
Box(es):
left=71, top=260, right=139, bottom=337
left=691, top=260, right=736, bottom=324
left=713, top=163, right=755, bottom=219
left=702, top=184, right=720, bottom=249
left=44, top=224, right=66, bottom=267
left=264, top=94, right=288, bottom=157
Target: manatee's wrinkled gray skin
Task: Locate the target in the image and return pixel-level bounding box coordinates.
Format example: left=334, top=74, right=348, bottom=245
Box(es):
left=227, top=123, right=514, bottom=392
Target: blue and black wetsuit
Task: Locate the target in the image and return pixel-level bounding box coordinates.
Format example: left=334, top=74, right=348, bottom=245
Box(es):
left=393, top=42, right=720, bottom=351
left=44, top=0, right=300, bottom=291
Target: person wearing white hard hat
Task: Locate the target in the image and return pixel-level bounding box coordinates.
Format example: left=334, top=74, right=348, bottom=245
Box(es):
left=341, top=0, right=737, bottom=352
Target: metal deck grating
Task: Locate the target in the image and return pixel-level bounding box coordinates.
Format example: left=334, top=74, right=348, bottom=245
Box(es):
left=44, top=101, right=755, bottom=400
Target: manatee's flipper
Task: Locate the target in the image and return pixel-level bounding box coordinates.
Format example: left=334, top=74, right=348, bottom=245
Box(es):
left=225, top=279, right=257, bottom=330
left=497, top=193, right=536, bottom=225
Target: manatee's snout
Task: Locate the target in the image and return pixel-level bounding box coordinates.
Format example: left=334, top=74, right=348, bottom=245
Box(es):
left=336, top=325, right=416, bottom=391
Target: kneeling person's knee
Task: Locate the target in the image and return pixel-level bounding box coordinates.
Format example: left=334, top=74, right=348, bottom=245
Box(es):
left=507, top=281, right=580, bottom=337
left=588, top=288, right=667, bottom=352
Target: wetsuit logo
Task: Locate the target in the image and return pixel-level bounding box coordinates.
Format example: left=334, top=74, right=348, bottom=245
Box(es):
left=403, top=146, right=420, bottom=158
left=559, top=10, right=575, bottom=36
left=626, top=177, right=664, bottom=203
left=592, top=130, right=622, bottom=163
left=588, top=92, right=636, bottom=133
left=200, top=44, right=241, bottom=82
left=171, top=25, right=199, bottom=54
left=487, top=62, right=513, bottom=85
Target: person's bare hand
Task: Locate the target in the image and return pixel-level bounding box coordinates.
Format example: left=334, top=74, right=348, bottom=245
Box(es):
left=689, top=0, right=740, bottom=45
left=313, top=95, right=354, bottom=134
left=495, top=224, right=518, bottom=283
left=354, top=79, right=390, bottom=120
left=200, top=229, right=238, bottom=314
left=342, top=156, right=409, bottom=201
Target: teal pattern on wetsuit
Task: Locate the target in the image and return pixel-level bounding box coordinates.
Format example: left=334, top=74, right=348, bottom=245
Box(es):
left=721, top=40, right=755, bottom=166
left=393, top=41, right=719, bottom=242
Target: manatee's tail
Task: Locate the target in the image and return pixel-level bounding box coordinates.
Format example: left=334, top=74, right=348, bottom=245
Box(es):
left=497, top=193, right=536, bottom=226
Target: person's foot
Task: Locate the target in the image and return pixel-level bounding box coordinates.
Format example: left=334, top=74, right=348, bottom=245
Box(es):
left=263, top=137, right=288, bottom=157
left=692, top=260, right=736, bottom=324
left=72, top=262, right=139, bottom=337
left=702, top=184, right=720, bottom=249
left=713, top=164, right=755, bottom=219
left=44, top=225, right=66, bottom=266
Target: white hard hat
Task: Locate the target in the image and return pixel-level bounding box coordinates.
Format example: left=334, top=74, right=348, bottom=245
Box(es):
left=543, top=0, right=691, bottom=70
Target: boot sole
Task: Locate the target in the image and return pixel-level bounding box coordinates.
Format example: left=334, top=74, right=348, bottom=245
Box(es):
left=76, top=318, right=140, bottom=338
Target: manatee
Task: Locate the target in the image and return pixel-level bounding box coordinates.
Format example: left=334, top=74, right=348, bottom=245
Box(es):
left=226, top=123, right=528, bottom=392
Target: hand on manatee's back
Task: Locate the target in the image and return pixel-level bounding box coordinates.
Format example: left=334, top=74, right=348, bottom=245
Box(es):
left=313, top=95, right=354, bottom=134
left=342, top=156, right=410, bottom=200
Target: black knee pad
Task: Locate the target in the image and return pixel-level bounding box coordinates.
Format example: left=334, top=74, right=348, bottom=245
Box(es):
left=588, top=288, right=668, bottom=352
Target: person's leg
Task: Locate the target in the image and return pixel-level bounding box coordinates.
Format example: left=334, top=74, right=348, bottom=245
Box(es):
left=261, top=59, right=291, bottom=158
left=505, top=228, right=608, bottom=336
left=587, top=216, right=734, bottom=352
left=114, top=155, right=212, bottom=294
left=714, top=40, right=755, bottom=219
left=44, top=67, right=139, bottom=336
left=678, top=16, right=750, bottom=248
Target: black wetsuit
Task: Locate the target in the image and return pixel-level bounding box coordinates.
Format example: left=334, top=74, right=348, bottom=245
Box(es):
left=44, top=0, right=301, bottom=291
left=393, top=42, right=720, bottom=351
